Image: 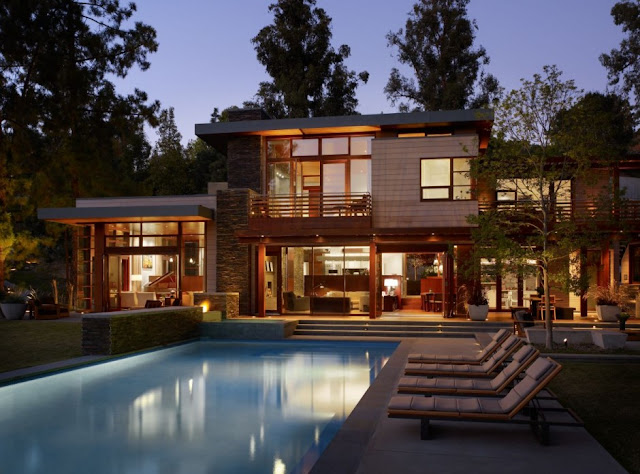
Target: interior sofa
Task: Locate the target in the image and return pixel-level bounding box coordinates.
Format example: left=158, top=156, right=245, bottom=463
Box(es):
left=120, top=291, right=157, bottom=309
left=284, top=291, right=310, bottom=312
left=311, top=296, right=352, bottom=313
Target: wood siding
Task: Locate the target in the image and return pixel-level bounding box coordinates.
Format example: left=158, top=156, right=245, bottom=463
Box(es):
left=371, top=135, right=479, bottom=228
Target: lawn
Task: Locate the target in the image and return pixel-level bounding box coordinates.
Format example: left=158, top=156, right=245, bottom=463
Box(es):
left=0, top=320, right=82, bottom=373
left=550, top=361, right=640, bottom=474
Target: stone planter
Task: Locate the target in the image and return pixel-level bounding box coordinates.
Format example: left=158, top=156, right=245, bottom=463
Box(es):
left=0, top=303, right=28, bottom=320
left=468, top=304, right=489, bottom=321
left=596, top=305, right=619, bottom=322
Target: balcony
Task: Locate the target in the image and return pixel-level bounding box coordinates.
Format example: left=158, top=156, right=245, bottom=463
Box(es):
left=478, top=200, right=640, bottom=231
left=249, top=193, right=372, bottom=233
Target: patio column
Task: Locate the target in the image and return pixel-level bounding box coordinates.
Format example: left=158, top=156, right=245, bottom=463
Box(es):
left=443, top=251, right=454, bottom=317
left=369, top=241, right=377, bottom=319
left=94, top=224, right=105, bottom=312
left=257, top=243, right=266, bottom=318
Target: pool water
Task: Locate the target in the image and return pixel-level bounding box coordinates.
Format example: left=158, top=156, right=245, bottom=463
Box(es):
left=0, top=340, right=396, bottom=474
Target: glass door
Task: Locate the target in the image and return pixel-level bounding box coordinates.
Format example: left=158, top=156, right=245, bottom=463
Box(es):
left=107, top=255, right=123, bottom=310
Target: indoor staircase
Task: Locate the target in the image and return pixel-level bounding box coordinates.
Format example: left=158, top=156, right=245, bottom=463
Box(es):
left=291, top=319, right=511, bottom=338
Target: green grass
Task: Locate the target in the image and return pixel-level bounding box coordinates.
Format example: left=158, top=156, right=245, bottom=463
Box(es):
left=550, top=361, right=640, bottom=474
left=0, top=320, right=82, bottom=373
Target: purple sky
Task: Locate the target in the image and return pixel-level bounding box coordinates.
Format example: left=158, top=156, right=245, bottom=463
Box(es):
left=116, top=0, right=624, bottom=145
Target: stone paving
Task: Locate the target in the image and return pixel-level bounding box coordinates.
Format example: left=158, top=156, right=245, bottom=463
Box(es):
left=311, top=337, right=628, bottom=474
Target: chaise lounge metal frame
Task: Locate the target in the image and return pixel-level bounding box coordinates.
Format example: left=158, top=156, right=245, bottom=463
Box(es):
left=389, top=357, right=582, bottom=445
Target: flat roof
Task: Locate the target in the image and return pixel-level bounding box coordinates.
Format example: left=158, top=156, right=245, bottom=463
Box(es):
left=38, top=205, right=213, bottom=225
left=195, top=109, right=493, bottom=147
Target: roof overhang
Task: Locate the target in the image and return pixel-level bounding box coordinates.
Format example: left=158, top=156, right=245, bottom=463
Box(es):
left=196, top=109, right=494, bottom=150
left=38, top=205, right=213, bottom=225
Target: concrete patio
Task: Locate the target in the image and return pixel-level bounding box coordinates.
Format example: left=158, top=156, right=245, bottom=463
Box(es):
left=310, top=336, right=628, bottom=474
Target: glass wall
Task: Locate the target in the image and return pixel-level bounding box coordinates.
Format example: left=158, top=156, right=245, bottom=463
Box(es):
left=101, top=221, right=205, bottom=310
left=284, top=246, right=370, bottom=314
left=266, top=135, right=373, bottom=198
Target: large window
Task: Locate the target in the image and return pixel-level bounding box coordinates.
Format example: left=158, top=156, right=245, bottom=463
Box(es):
left=266, top=136, right=373, bottom=197
left=420, top=158, right=470, bottom=200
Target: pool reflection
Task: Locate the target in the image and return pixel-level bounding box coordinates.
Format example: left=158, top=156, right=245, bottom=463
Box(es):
left=0, top=341, right=395, bottom=474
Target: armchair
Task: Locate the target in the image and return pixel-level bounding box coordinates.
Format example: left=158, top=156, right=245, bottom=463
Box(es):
left=284, top=291, right=310, bottom=312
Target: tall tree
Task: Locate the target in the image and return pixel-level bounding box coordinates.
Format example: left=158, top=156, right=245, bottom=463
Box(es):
left=251, top=0, right=368, bottom=118
left=600, top=0, right=640, bottom=121
left=386, top=0, right=499, bottom=112
left=185, top=139, right=227, bottom=194
left=0, top=0, right=159, bottom=283
left=147, top=108, right=192, bottom=195
left=469, top=66, right=634, bottom=349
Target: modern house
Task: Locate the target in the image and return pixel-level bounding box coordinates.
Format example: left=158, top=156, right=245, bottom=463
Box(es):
left=38, top=108, right=640, bottom=318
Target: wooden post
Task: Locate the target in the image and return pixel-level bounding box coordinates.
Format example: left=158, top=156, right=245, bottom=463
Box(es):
left=369, top=241, right=377, bottom=319
left=257, top=243, right=266, bottom=318
left=94, top=224, right=105, bottom=312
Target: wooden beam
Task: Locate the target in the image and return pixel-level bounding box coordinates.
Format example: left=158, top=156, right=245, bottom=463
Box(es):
left=369, top=241, right=377, bottom=319
left=257, top=243, right=266, bottom=318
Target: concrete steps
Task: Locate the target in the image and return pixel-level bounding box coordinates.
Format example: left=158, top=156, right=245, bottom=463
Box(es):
left=292, top=319, right=510, bottom=338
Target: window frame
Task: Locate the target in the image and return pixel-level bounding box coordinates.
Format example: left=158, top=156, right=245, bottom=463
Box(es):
left=420, top=157, right=472, bottom=201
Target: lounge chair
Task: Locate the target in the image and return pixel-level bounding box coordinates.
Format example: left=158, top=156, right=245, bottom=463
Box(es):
left=407, top=328, right=511, bottom=364
left=404, top=335, right=523, bottom=377
left=398, top=345, right=539, bottom=396
left=389, top=357, right=563, bottom=444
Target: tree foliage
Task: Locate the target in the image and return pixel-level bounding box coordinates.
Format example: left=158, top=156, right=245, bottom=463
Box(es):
left=251, top=0, right=368, bottom=118
left=148, top=108, right=227, bottom=195
left=0, top=0, right=159, bottom=281
left=385, top=0, right=500, bottom=112
left=600, top=0, right=640, bottom=121
left=469, top=66, right=634, bottom=348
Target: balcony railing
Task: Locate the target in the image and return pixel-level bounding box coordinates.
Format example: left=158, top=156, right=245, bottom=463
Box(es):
left=478, top=199, right=640, bottom=226
left=250, top=193, right=372, bottom=219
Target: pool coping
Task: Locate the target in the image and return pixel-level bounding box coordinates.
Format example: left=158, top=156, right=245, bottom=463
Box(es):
left=308, top=338, right=423, bottom=474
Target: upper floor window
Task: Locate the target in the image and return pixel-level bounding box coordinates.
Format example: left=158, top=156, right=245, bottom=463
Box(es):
left=420, top=158, right=470, bottom=200
left=497, top=179, right=571, bottom=203
left=267, top=135, right=374, bottom=159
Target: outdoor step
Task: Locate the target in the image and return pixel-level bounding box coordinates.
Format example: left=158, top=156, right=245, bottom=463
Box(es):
left=292, top=328, right=479, bottom=338
left=294, top=323, right=496, bottom=333
left=295, top=319, right=509, bottom=328
left=292, top=319, right=511, bottom=338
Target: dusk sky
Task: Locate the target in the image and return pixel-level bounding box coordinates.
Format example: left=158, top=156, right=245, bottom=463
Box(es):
left=116, top=0, right=625, bottom=145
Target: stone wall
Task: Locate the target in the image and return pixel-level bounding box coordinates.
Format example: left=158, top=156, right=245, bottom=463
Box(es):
left=82, top=307, right=203, bottom=355
left=193, top=292, right=239, bottom=319
left=227, top=136, right=263, bottom=192
left=216, top=189, right=255, bottom=315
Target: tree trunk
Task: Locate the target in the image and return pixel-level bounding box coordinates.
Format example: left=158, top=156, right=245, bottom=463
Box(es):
left=543, top=267, right=553, bottom=349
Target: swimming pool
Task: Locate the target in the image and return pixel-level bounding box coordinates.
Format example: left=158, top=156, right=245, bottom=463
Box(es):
left=0, top=340, right=396, bottom=474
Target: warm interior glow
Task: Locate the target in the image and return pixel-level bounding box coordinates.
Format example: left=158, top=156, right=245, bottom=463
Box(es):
left=200, top=302, right=209, bottom=312
left=384, top=278, right=399, bottom=288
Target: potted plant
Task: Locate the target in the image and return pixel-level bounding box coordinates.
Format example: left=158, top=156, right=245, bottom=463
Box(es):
left=466, top=284, right=489, bottom=321
left=583, top=283, right=631, bottom=322
left=617, top=312, right=631, bottom=331
left=0, top=291, right=28, bottom=320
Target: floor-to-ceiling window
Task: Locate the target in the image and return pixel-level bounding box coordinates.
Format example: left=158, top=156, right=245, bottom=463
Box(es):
left=266, top=135, right=373, bottom=201
left=101, top=222, right=205, bottom=310
left=283, top=246, right=370, bottom=314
